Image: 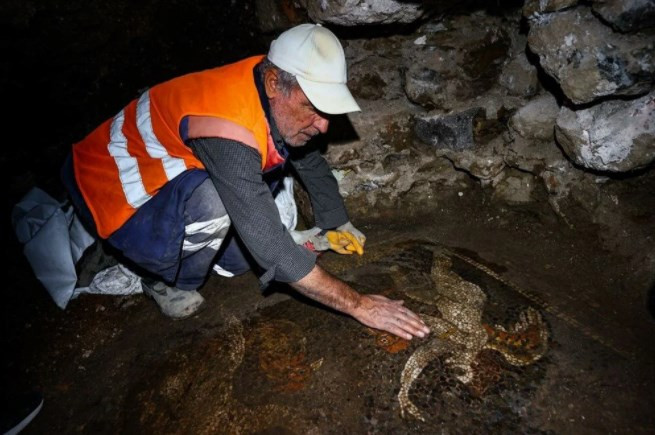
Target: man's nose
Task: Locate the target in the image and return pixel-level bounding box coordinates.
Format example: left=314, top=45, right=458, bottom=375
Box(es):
left=313, top=115, right=329, bottom=134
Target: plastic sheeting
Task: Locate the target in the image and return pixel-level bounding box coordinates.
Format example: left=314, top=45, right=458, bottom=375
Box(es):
left=12, top=187, right=143, bottom=309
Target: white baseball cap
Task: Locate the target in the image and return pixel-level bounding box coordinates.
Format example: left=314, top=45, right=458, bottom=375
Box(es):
left=268, top=24, right=361, bottom=115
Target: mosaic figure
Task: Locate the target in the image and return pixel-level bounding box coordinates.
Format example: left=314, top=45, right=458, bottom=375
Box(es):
left=398, top=254, right=549, bottom=422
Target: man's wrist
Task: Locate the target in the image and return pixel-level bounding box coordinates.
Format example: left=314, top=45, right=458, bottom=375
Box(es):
left=348, top=291, right=364, bottom=316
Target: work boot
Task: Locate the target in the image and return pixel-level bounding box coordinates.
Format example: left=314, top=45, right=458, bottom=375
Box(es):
left=141, top=279, right=205, bottom=319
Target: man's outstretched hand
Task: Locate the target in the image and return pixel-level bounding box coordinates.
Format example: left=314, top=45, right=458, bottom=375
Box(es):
left=351, top=294, right=429, bottom=340
left=292, top=265, right=430, bottom=340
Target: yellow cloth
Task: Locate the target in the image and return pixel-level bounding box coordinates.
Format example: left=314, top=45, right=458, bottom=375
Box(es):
left=326, top=230, right=364, bottom=255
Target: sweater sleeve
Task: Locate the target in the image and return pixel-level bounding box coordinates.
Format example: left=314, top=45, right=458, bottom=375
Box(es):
left=188, top=137, right=316, bottom=287
left=288, top=146, right=349, bottom=229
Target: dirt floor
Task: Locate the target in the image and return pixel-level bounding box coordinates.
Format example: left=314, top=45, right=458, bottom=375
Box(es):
left=5, top=182, right=655, bottom=434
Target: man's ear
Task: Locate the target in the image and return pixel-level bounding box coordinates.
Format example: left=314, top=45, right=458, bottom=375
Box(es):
left=264, top=68, right=280, bottom=99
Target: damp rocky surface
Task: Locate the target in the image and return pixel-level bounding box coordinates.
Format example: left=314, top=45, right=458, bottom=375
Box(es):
left=4, top=0, right=655, bottom=433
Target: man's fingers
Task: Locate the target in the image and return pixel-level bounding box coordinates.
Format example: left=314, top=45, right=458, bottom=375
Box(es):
left=369, top=294, right=391, bottom=302
left=385, top=325, right=414, bottom=341
left=383, top=317, right=428, bottom=340
left=355, top=294, right=431, bottom=340
left=399, top=306, right=424, bottom=324
left=392, top=304, right=430, bottom=334
left=380, top=304, right=430, bottom=339
left=391, top=311, right=429, bottom=336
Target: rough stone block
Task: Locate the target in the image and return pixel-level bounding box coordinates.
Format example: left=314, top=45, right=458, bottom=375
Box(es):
left=414, top=108, right=482, bottom=151
left=527, top=7, right=655, bottom=104
left=591, top=0, right=655, bottom=32
left=555, top=91, right=655, bottom=172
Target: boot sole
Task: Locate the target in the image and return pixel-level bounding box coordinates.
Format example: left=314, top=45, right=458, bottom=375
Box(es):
left=142, top=291, right=206, bottom=320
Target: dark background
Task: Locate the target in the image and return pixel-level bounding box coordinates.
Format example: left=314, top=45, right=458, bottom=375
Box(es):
left=3, top=0, right=265, bottom=209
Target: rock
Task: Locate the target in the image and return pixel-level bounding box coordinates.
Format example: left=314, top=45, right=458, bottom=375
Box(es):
left=445, top=148, right=506, bottom=184
left=499, top=52, right=540, bottom=97
left=403, top=15, right=510, bottom=109
left=349, top=55, right=403, bottom=101
left=591, top=0, right=655, bottom=33
left=509, top=93, right=560, bottom=141
left=527, top=7, right=655, bottom=104
left=300, top=0, right=424, bottom=26
left=505, top=135, right=569, bottom=173
left=492, top=170, right=536, bottom=204
left=523, top=0, right=578, bottom=17
left=404, top=65, right=452, bottom=109
left=460, top=28, right=511, bottom=92
left=473, top=106, right=514, bottom=145
left=328, top=97, right=420, bottom=156
left=540, top=158, right=589, bottom=197
left=254, top=0, right=307, bottom=33
left=555, top=91, right=655, bottom=172
left=414, top=108, right=482, bottom=151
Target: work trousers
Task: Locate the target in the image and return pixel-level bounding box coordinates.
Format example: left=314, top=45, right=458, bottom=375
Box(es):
left=62, top=155, right=296, bottom=291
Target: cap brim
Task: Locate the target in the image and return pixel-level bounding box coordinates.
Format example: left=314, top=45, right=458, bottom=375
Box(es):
left=296, top=76, right=361, bottom=115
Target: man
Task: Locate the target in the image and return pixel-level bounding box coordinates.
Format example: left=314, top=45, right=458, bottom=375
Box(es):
left=62, top=24, right=429, bottom=341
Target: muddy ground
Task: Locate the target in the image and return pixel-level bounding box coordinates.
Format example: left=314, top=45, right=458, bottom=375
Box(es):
left=3, top=1, right=655, bottom=433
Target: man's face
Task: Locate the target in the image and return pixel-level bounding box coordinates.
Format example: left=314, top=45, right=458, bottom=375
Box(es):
left=266, top=70, right=330, bottom=147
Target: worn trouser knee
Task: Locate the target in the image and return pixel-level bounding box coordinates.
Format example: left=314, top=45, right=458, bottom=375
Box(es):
left=179, top=175, right=299, bottom=287
left=176, top=179, right=231, bottom=290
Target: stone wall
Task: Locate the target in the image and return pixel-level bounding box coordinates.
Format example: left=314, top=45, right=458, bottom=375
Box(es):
left=258, top=0, right=654, bottom=283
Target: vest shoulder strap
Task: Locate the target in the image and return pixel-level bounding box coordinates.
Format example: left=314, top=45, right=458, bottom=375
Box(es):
left=186, top=115, right=259, bottom=152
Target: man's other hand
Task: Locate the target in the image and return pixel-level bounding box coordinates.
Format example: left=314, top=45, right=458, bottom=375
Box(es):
left=352, top=295, right=430, bottom=340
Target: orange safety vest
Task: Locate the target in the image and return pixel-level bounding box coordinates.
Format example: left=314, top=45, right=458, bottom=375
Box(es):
left=73, top=55, right=282, bottom=238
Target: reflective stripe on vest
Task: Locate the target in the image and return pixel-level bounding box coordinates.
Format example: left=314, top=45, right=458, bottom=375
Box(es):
left=136, top=91, right=187, bottom=180
left=108, top=108, right=152, bottom=208
left=107, top=91, right=188, bottom=209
